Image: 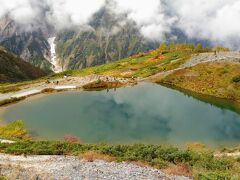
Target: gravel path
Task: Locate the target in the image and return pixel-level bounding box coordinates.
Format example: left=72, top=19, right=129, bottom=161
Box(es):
left=150, top=51, right=240, bottom=79
left=0, top=154, right=190, bottom=180
left=182, top=51, right=240, bottom=68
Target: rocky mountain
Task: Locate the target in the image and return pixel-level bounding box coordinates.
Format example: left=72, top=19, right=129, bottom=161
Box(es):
left=0, top=47, right=47, bottom=83
left=0, top=16, right=53, bottom=72
left=55, top=8, right=157, bottom=70
left=0, top=8, right=159, bottom=72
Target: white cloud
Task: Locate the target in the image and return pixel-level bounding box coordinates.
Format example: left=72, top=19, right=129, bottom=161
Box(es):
left=113, top=0, right=178, bottom=41
left=169, top=0, right=240, bottom=43
left=0, top=0, right=35, bottom=22
left=0, top=0, right=239, bottom=46
left=46, top=0, right=105, bottom=29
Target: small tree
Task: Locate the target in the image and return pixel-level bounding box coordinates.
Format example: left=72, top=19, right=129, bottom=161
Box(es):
left=195, top=43, right=203, bottom=53
left=159, top=43, right=169, bottom=54
left=187, top=44, right=195, bottom=51
left=232, top=75, right=240, bottom=83
left=169, top=42, right=175, bottom=51
left=214, top=46, right=230, bottom=52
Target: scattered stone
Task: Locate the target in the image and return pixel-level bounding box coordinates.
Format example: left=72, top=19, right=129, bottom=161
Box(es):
left=0, top=139, right=15, bottom=144
left=0, top=154, right=190, bottom=180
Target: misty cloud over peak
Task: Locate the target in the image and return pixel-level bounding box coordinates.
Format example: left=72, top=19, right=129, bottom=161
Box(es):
left=0, top=0, right=239, bottom=47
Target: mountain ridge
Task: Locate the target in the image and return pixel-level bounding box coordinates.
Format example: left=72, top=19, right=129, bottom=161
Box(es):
left=0, top=47, right=48, bottom=83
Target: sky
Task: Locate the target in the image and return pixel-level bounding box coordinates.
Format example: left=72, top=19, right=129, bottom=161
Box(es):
left=0, top=0, right=239, bottom=47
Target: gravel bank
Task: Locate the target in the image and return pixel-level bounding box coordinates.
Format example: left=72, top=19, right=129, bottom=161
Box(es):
left=0, top=154, right=190, bottom=180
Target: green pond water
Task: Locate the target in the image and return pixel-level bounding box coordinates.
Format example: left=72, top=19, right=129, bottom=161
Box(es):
left=1, top=83, right=240, bottom=146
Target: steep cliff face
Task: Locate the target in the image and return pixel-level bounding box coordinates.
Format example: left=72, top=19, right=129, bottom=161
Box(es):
left=55, top=9, right=157, bottom=70
left=0, top=16, right=53, bottom=72
left=0, top=48, right=48, bottom=83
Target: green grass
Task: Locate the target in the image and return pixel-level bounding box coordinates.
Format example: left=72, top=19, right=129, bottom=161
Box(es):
left=82, top=80, right=124, bottom=91
left=0, top=120, right=28, bottom=139
left=0, top=49, right=47, bottom=83
left=0, top=50, right=191, bottom=93
left=0, top=79, right=42, bottom=94
left=0, top=116, right=239, bottom=179
left=0, top=140, right=239, bottom=179
left=45, top=51, right=191, bottom=79
left=158, top=62, right=240, bottom=103
left=0, top=97, right=26, bottom=107
left=232, top=75, right=240, bottom=83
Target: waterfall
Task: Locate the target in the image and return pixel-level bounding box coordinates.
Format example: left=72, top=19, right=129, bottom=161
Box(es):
left=48, top=37, right=63, bottom=73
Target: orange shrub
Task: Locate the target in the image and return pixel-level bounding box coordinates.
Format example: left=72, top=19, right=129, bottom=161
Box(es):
left=81, top=151, right=115, bottom=162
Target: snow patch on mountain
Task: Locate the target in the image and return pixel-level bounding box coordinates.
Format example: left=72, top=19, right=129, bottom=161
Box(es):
left=48, top=37, right=63, bottom=73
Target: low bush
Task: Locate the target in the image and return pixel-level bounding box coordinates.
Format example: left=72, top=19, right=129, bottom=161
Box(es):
left=81, top=151, right=115, bottom=162
left=0, top=97, right=25, bottom=107
left=83, top=80, right=122, bottom=90
left=0, top=86, right=20, bottom=93
left=41, top=88, right=56, bottom=93
left=232, top=75, right=240, bottom=83
left=0, top=140, right=238, bottom=178
left=64, top=134, right=81, bottom=143
left=0, top=120, right=28, bottom=139
left=197, top=172, right=230, bottom=180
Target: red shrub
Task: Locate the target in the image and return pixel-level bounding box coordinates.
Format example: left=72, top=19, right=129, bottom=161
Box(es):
left=64, top=134, right=81, bottom=143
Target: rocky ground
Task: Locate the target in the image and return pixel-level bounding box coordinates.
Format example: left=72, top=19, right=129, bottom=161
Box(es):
left=150, top=51, right=240, bottom=80
left=181, top=51, right=240, bottom=68
left=0, top=75, right=136, bottom=102
left=0, top=154, right=190, bottom=180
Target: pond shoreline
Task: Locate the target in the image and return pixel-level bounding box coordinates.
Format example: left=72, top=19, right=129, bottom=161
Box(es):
left=1, top=71, right=239, bottom=110
left=0, top=75, right=138, bottom=108
left=1, top=82, right=240, bottom=148
left=158, top=82, right=240, bottom=113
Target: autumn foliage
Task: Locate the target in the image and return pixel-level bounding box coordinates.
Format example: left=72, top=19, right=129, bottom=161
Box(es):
left=64, top=134, right=81, bottom=143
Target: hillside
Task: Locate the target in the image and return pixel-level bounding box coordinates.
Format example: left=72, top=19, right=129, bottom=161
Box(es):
left=1, top=43, right=239, bottom=103
left=55, top=8, right=157, bottom=70
left=0, top=10, right=157, bottom=72
left=50, top=44, right=210, bottom=79
left=47, top=44, right=240, bottom=103
left=0, top=16, right=53, bottom=72
left=0, top=7, right=209, bottom=72
left=158, top=62, right=240, bottom=102
left=155, top=52, right=240, bottom=103
left=0, top=48, right=48, bottom=83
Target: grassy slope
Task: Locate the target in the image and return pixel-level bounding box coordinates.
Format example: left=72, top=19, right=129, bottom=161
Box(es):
left=48, top=51, right=190, bottom=79
left=158, top=62, right=240, bottom=103
left=0, top=120, right=28, bottom=140
left=0, top=51, right=190, bottom=93
left=0, top=49, right=48, bottom=83
left=1, top=47, right=240, bottom=104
